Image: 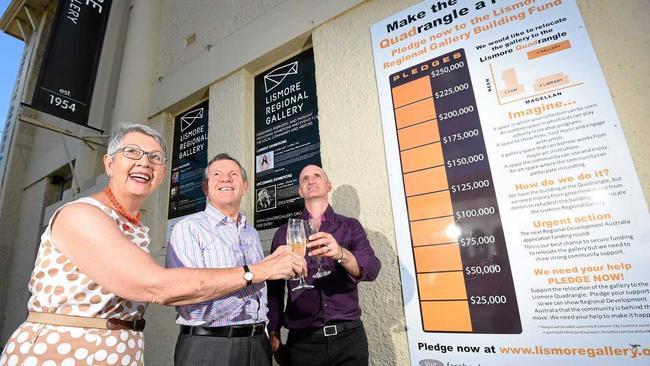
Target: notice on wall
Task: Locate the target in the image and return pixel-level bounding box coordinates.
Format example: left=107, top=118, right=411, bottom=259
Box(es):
left=254, top=49, right=321, bottom=230
left=371, top=0, right=650, bottom=365
left=168, top=100, right=209, bottom=221
left=32, top=0, right=112, bottom=126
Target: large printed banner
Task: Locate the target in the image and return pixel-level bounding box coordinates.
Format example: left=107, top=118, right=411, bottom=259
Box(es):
left=32, top=0, right=112, bottom=126
left=371, top=0, right=650, bottom=365
left=168, top=100, right=209, bottom=220
left=254, top=49, right=321, bottom=229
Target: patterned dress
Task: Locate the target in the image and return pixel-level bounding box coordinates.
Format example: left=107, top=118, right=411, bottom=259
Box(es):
left=0, top=197, right=150, bottom=366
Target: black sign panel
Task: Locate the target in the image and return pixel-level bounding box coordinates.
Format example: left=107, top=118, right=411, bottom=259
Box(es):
left=32, top=0, right=112, bottom=125
left=168, top=100, right=209, bottom=219
left=254, top=49, right=321, bottom=229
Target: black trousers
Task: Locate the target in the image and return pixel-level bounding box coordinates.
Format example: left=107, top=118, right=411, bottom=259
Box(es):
left=286, top=322, right=369, bottom=366
left=174, top=331, right=272, bottom=366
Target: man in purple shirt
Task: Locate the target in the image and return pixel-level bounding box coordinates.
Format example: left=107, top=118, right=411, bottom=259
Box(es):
left=268, top=165, right=381, bottom=365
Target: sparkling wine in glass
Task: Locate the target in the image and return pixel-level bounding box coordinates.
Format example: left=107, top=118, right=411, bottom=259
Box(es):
left=286, top=228, right=300, bottom=282
left=286, top=218, right=314, bottom=291
left=307, top=218, right=331, bottom=278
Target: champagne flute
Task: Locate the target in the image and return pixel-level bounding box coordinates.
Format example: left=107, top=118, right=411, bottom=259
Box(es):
left=286, top=227, right=300, bottom=282
left=306, top=218, right=331, bottom=278
left=286, top=218, right=314, bottom=291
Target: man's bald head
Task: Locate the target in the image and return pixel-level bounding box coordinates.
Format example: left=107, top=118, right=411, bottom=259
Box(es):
left=298, top=165, right=332, bottom=201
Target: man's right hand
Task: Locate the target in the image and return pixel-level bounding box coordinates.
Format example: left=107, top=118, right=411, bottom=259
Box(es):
left=251, top=245, right=306, bottom=281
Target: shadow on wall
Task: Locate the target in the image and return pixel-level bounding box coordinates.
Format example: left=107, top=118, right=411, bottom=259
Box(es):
left=332, top=185, right=414, bottom=365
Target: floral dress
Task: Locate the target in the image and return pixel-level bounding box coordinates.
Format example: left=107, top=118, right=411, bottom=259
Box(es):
left=0, top=198, right=150, bottom=366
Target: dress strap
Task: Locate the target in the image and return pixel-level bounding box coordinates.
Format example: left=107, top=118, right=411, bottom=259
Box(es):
left=44, top=197, right=117, bottom=238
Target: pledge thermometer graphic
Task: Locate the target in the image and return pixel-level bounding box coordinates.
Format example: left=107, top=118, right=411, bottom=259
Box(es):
left=390, top=48, right=521, bottom=334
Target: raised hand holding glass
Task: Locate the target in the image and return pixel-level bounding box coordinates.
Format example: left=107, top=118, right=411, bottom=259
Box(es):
left=286, top=218, right=314, bottom=291
left=307, top=218, right=331, bottom=278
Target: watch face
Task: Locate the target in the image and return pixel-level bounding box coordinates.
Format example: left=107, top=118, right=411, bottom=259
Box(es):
left=244, top=271, right=254, bottom=281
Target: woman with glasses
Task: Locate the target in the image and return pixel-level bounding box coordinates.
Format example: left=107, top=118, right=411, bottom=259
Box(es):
left=0, top=123, right=305, bottom=366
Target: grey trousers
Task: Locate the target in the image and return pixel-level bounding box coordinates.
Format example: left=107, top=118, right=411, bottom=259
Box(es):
left=174, top=331, right=272, bottom=366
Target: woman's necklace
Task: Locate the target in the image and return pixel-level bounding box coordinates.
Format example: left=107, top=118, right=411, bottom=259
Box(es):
left=103, top=187, right=141, bottom=226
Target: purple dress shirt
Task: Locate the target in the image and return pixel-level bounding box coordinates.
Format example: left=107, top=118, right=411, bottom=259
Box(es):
left=267, top=206, right=381, bottom=331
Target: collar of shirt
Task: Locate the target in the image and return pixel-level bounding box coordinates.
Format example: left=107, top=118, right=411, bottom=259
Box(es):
left=205, top=202, right=247, bottom=229
left=303, top=205, right=336, bottom=226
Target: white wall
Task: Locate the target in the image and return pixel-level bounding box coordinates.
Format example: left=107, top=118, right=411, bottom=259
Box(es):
left=158, top=0, right=283, bottom=79
left=577, top=0, right=649, bottom=199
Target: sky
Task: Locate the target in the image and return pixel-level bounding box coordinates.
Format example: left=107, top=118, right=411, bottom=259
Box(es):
left=0, top=0, right=25, bottom=138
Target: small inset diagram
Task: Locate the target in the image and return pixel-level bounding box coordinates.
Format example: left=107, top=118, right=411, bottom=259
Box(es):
left=256, top=186, right=277, bottom=212
left=533, top=72, right=570, bottom=92
left=492, top=63, right=580, bottom=105
left=498, top=68, right=525, bottom=98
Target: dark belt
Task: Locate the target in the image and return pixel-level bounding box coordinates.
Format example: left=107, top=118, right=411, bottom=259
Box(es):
left=180, top=323, right=266, bottom=337
left=289, top=319, right=363, bottom=338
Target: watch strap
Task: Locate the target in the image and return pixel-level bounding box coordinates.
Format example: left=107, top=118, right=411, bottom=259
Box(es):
left=243, top=264, right=253, bottom=286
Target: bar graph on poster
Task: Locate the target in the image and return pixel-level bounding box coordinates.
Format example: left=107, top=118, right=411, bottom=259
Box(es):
left=391, top=49, right=521, bottom=334
left=372, top=0, right=649, bottom=365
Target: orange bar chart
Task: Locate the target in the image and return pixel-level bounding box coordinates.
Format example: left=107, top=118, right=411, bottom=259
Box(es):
left=390, top=49, right=521, bottom=334
left=392, top=65, right=472, bottom=332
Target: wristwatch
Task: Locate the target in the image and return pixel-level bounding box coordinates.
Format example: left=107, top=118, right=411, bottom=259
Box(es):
left=243, top=265, right=253, bottom=286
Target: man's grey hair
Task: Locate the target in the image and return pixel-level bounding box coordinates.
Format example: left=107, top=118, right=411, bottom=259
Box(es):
left=203, top=153, right=248, bottom=183
left=107, top=123, right=168, bottom=158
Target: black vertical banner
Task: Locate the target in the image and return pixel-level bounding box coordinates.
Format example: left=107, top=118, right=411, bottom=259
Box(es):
left=32, top=0, right=112, bottom=125
left=168, top=100, right=209, bottom=219
left=254, top=49, right=321, bottom=229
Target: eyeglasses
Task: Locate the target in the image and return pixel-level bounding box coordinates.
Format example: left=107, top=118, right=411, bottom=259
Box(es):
left=114, top=146, right=168, bottom=165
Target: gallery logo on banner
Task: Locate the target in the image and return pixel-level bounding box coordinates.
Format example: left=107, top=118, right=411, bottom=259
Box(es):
left=180, top=107, right=204, bottom=132
left=264, top=61, right=298, bottom=92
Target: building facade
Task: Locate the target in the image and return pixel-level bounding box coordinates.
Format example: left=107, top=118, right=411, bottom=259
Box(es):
left=0, top=0, right=648, bottom=365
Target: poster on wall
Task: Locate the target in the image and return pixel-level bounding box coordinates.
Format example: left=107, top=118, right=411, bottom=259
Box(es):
left=253, top=49, right=321, bottom=230
left=168, top=100, right=209, bottom=223
left=32, top=0, right=112, bottom=126
left=371, top=0, right=650, bottom=365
